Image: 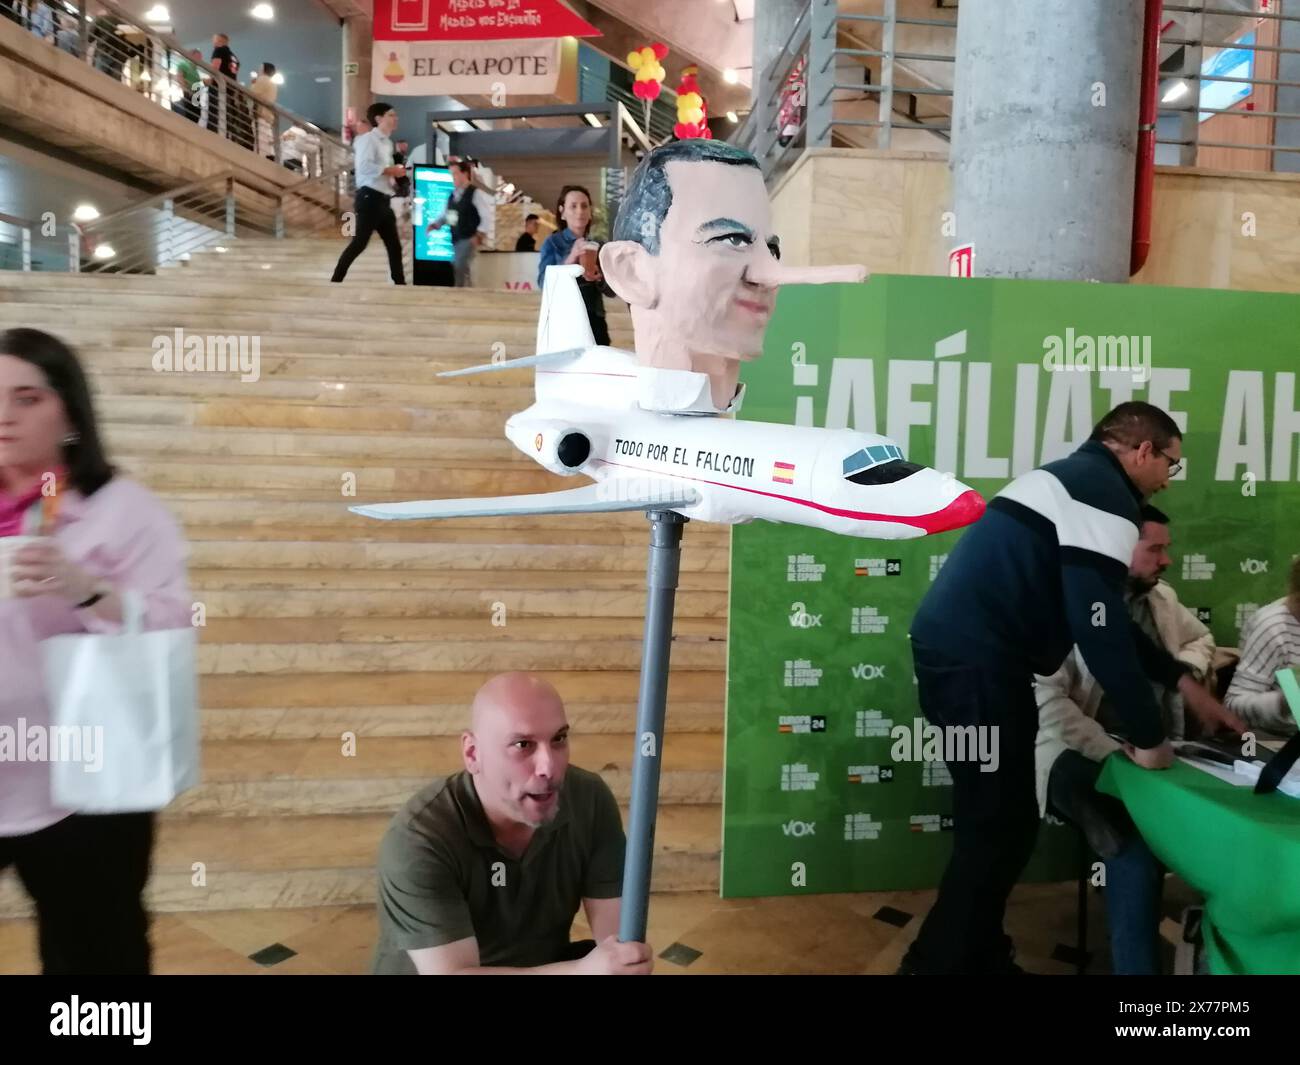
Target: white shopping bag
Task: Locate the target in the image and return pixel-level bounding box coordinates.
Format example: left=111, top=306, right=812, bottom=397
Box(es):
left=42, top=593, right=200, bottom=812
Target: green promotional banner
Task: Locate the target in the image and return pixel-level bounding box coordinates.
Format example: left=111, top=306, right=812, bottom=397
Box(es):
left=722, top=274, right=1300, bottom=898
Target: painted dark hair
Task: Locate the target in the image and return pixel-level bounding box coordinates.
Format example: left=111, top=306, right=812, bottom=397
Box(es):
left=555, top=184, right=593, bottom=231
left=0, top=328, right=114, bottom=496
left=611, top=139, right=760, bottom=254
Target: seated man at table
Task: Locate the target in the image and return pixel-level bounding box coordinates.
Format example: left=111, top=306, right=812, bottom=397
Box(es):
left=1035, top=506, right=1217, bottom=974
left=371, top=672, right=654, bottom=975
left=1226, top=556, right=1300, bottom=736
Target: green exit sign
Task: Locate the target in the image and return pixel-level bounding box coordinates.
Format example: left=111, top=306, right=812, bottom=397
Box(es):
left=344, top=62, right=359, bottom=75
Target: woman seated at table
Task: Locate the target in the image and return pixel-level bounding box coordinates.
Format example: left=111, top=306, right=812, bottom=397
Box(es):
left=1226, top=557, right=1300, bottom=735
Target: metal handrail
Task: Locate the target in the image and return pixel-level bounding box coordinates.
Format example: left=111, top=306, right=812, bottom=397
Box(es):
left=739, top=0, right=956, bottom=176
left=67, top=164, right=351, bottom=274
left=88, top=170, right=239, bottom=229
left=738, top=0, right=1300, bottom=181
left=1156, top=0, right=1300, bottom=171
left=1163, top=2, right=1297, bottom=20
left=0, top=208, right=82, bottom=273
left=606, top=83, right=677, bottom=144
left=1, top=0, right=348, bottom=174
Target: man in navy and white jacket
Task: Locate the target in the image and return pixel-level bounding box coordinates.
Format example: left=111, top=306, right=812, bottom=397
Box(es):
left=899, top=402, right=1244, bottom=975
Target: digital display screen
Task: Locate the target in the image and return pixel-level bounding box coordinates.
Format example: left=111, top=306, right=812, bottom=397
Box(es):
left=1200, top=31, right=1255, bottom=123
left=413, top=165, right=455, bottom=263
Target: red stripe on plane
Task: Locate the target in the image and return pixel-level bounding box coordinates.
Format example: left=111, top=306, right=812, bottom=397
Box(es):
left=593, top=459, right=985, bottom=534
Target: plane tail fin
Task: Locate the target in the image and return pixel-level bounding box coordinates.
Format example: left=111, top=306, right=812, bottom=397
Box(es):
left=537, top=264, right=596, bottom=355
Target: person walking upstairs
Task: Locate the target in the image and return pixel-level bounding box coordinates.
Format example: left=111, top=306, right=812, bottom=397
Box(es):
left=330, top=103, right=407, bottom=286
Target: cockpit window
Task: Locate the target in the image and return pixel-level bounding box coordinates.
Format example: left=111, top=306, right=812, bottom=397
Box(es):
left=842, top=444, right=906, bottom=478
left=846, top=460, right=925, bottom=485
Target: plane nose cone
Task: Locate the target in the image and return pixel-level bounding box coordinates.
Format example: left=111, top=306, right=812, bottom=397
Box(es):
left=931, top=488, right=985, bottom=533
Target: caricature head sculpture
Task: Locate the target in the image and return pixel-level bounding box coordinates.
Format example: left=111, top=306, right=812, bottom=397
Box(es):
left=600, top=140, right=866, bottom=408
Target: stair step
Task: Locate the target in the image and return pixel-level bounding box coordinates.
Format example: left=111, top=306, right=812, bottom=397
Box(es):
left=180, top=524, right=730, bottom=547
left=0, top=287, right=570, bottom=323
left=107, top=425, right=521, bottom=462
left=197, top=636, right=724, bottom=674
left=0, top=805, right=720, bottom=916
left=88, top=371, right=537, bottom=404
left=117, top=459, right=554, bottom=494
left=103, top=397, right=513, bottom=433
left=201, top=669, right=724, bottom=709
left=84, top=350, right=558, bottom=383
left=187, top=568, right=728, bottom=592
left=198, top=617, right=725, bottom=644
left=201, top=700, right=722, bottom=739
left=192, top=587, right=728, bottom=620
left=183, top=540, right=728, bottom=574
left=194, top=732, right=719, bottom=780
left=0, top=274, right=553, bottom=310
left=156, top=497, right=716, bottom=532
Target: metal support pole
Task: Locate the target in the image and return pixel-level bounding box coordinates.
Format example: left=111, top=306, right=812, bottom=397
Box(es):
left=68, top=229, right=79, bottom=273
left=225, top=177, right=236, bottom=236
left=20, top=226, right=31, bottom=272
left=161, top=197, right=173, bottom=266
left=879, top=0, right=897, bottom=149
left=1180, top=0, right=1207, bottom=167
left=807, top=0, right=835, bottom=147
left=618, top=510, right=686, bottom=945
left=79, top=0, right=89, bottom=64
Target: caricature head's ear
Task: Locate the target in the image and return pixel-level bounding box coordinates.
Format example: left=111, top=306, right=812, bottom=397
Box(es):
left=599, top=240, right=658, bottom=308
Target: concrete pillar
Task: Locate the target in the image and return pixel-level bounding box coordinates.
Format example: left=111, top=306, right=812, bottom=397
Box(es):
left=343, top=15, right=373, bottom=126
left=950, top=0, right=1143, bottom=281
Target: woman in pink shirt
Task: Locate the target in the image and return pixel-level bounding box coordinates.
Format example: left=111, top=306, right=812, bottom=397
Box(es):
left=0, top=328, right=192, bottom=974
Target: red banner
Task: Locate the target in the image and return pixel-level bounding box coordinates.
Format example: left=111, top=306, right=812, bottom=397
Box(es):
left=374, top=0, right=600, bottom=41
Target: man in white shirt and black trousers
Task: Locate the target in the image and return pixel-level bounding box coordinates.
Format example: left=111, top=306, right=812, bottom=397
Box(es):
left=331, top=102, right=407, bottom=285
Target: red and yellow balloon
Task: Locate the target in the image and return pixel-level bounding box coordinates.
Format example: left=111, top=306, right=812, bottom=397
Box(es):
left=628, top=42, right=668, bottom=100
left=673, top=64, right=711, bottom=140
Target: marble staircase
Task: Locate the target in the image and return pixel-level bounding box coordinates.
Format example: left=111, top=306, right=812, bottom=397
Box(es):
left=0, top=235, right=728, bottom=917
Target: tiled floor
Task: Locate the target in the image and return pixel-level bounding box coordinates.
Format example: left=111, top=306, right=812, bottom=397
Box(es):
left=0, top=877, right=1201, bottom=975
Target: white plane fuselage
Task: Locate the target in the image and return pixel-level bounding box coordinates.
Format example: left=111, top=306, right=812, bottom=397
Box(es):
left=505, top=401, right=983, bottom=539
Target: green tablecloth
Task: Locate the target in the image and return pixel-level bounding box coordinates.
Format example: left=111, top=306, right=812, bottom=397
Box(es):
left=1097, top=755, right=1300, bottom=975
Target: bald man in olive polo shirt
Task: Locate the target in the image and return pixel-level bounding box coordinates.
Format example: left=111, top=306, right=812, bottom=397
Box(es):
left=372, top=672, right=655, bottom=974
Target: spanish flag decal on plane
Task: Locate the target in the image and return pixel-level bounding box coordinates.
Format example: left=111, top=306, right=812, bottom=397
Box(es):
left=772, top=461, right=795, bottom=484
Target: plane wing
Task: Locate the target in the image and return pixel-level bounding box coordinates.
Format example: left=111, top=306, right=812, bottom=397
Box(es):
left=349, top=482, right=700, bottom=521
left=437, top=346, right=584, bottom=379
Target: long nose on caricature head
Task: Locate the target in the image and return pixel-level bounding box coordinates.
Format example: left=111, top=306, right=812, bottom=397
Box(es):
left=744, top=255, right=868, bottom=289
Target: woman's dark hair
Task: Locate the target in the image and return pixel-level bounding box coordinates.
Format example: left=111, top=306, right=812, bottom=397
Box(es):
left=0, top=328, right=114, bottom=496
left=555, top=184, right=593, bottom=231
